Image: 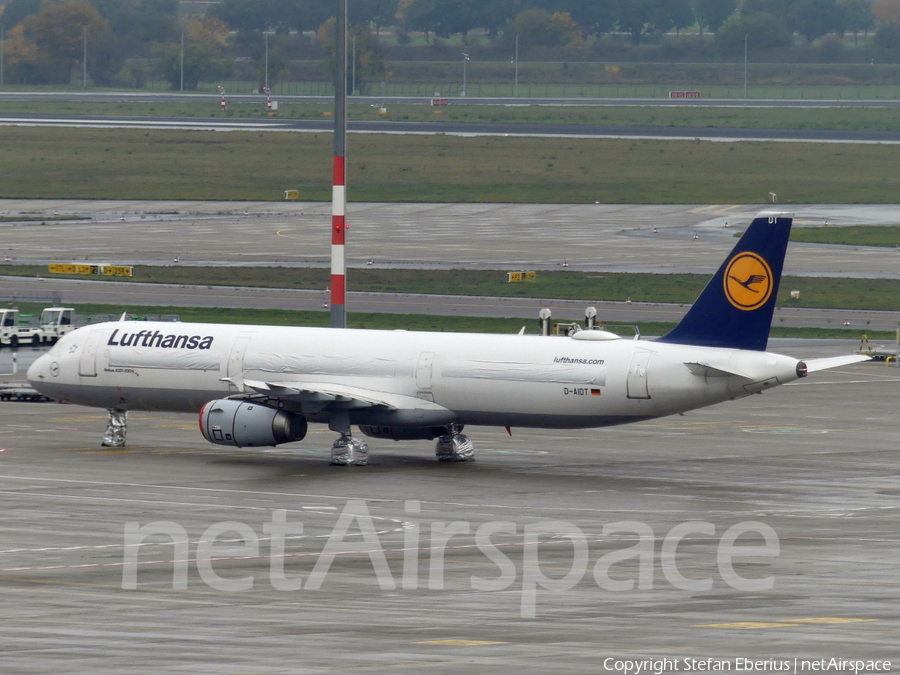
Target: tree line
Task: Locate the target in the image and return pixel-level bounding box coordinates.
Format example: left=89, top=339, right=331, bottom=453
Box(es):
left=0, top=0, right=892, bottom=88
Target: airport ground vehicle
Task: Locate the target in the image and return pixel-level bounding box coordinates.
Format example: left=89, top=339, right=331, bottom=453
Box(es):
left=0, top=307, right=76, bottom=347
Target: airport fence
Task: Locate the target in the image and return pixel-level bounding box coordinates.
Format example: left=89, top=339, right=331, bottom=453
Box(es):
left=143, top=79, right=900, bottom=100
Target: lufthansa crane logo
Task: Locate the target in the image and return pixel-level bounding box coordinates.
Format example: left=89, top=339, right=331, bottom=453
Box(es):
left=723, top=252, right=773, bottom=311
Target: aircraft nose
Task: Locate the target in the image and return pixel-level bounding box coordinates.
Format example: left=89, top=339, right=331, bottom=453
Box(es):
left=27, top=353, right=52, bottom=388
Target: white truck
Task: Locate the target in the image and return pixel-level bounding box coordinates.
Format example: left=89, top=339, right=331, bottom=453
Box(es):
left=0, top=309, right=43, bottom=347
left=0, top=307, right=76, bottom=347
left=39, top=307, right=76, bottom=343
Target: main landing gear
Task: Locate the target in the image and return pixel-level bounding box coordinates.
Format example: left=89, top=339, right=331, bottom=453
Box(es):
left=328, top=417, right=475, bottom=466
left=329, top=410, right=369, bottom=466
left=435, top=424, right=474, bottom=462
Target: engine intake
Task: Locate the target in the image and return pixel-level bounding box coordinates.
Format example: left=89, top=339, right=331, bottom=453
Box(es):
left=199, top=399, right=307, bottom=447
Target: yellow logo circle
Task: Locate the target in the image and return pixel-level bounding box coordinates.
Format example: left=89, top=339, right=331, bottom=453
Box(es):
left=723, top=252, right=773, bottom=311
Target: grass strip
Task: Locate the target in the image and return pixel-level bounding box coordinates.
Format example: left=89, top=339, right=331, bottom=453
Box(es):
left=5, top=126, right=900, bottom=203
left=6, top=301, right=891, bottom=341
left=791, top=225, right=900, bottom=248
left=5, top=266, right=900, bottom=312
left=5, top=101, right=900, bottom=132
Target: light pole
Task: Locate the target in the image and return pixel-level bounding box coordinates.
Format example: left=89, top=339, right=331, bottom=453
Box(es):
left=744, top=33, right=748, bottom=99
left=82, top=26, right=87, bottom=89
left=264, top=30, right=269, bottom=92
left=514, top=34, right=518, bottom=97
left=180, top=29, right=184, bottom=91
left=462, top=52, right=469, bottom=97
left=1, top=24, right=5, bottom=88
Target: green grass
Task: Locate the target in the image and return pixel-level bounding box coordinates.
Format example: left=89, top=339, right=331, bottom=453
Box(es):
left=791, top=225, right=900, bottom=248
left=8, top=100, right=900, bottom=132
left=4, top=265, right=899, bottom=312
left=4, top=126, right=900, bottom=203
left=7, top=301, right=892, bottom=340
left=0, top=215, right=85, bottom=223
left=7, top=100, right=900, bottom=131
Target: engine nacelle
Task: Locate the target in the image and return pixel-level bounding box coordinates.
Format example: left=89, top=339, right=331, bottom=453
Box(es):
left=358, top=425, right=443, bottom=441
left=200, top=399, right=307, bottom=448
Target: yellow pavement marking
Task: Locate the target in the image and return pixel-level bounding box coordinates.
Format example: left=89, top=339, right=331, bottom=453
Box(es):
left=414, top=639, right=509, bottom=646
left=696, top=617, right=877, bottom=629
left=788, top=617, right=878, bottom=624
left=690, top=205, right=742, bottom=214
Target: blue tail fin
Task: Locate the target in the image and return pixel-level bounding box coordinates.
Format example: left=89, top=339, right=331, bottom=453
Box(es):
left=657, top=212, right=792, bottom=351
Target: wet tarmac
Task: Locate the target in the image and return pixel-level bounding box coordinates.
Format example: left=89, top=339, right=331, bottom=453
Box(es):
left=1, top=341, right=898, bottom=673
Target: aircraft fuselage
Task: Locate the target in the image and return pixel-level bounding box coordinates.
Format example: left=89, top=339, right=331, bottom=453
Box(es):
left=28, top=321, right=804, bottom=430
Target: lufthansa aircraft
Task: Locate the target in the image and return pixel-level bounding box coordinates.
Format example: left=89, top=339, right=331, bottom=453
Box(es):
left=27, top=212, right=867, bottom=465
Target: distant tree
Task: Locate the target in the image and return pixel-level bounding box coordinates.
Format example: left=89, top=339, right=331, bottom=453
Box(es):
left=0, top=0, right=42, bottom=35
left=795, top=0, right=839, bottom=42
left=716, top=12, right=793, bottom=54
left=473, top=0, right=521, bottom=39
left=213, top=0, right=332, bottom=33
left=155, top=16, right=232, bottom=90
left=667, top=0, right=696, bottom=35
left=19, top=1, right=109, bottom=83
left=91, top=0, right=177, bottom=41
left=210, top=0, right=268, bottom=32
left=402, top=0, right=480, bottom=39
left=402, top=0, right=437, bottom=39
left=694, top=0, right=736, bottom=34
left=616, top=0, right=684, bottom=45
left=571, top=0, right=618, bottom=36
left=873, top=0, right=900, bottom=25
left=353, top=0, right=399, bottom=36
left=837, top=0, right=875, bottom=44
left=616, top=0, right=655, bottom=45
left=508, top=8, right=580, bottom=46
left=530, top=0, right=617, bottom=37
left=743, top=0, right=801, bottom=33
left=1, top=23, right=40, bottom=81
left=874, top=19, right=900, bottom=47
left=317, top=18, right=387, bottom=93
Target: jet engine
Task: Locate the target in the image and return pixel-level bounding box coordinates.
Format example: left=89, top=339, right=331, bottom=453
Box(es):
left=199, top=399, right=307, bottom=447
left=358, top=425, right=443, bottom=441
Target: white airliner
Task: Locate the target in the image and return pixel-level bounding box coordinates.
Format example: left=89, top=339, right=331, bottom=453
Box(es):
left=27, top=212, right=867, bottom=465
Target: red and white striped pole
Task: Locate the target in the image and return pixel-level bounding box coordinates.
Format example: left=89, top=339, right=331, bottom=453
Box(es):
left=330, top=155, right=346, bottom=328
left=330, top=0, right=347, bottom=328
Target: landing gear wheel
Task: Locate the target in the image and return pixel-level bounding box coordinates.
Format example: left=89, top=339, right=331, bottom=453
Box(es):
left=331, top=435, right=369, bottom=466
left=435, top=427, right=474, bottom=462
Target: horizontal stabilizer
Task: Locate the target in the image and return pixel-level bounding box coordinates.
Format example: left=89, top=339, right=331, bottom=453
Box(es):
left=803, top=354, right=871, bottom=372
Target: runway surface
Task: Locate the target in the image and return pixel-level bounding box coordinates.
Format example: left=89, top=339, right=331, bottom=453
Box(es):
left=2, top=201, right=900, bottom=277
left=1, top=342, right=898, bottom=672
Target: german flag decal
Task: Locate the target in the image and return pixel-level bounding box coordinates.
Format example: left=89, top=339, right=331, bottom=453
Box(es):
left=591, top=389, right=602, bottom=396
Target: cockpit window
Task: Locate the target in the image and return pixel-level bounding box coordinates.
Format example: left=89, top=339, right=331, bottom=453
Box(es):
left=47, top=339, right=68, bottom=356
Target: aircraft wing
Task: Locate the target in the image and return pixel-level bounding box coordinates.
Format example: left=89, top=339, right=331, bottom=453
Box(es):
left=683, top=362, right=750, bottom=379
left=803, top=354, right=871, bottom=373
left=241, top=379, right=452, bottom=414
